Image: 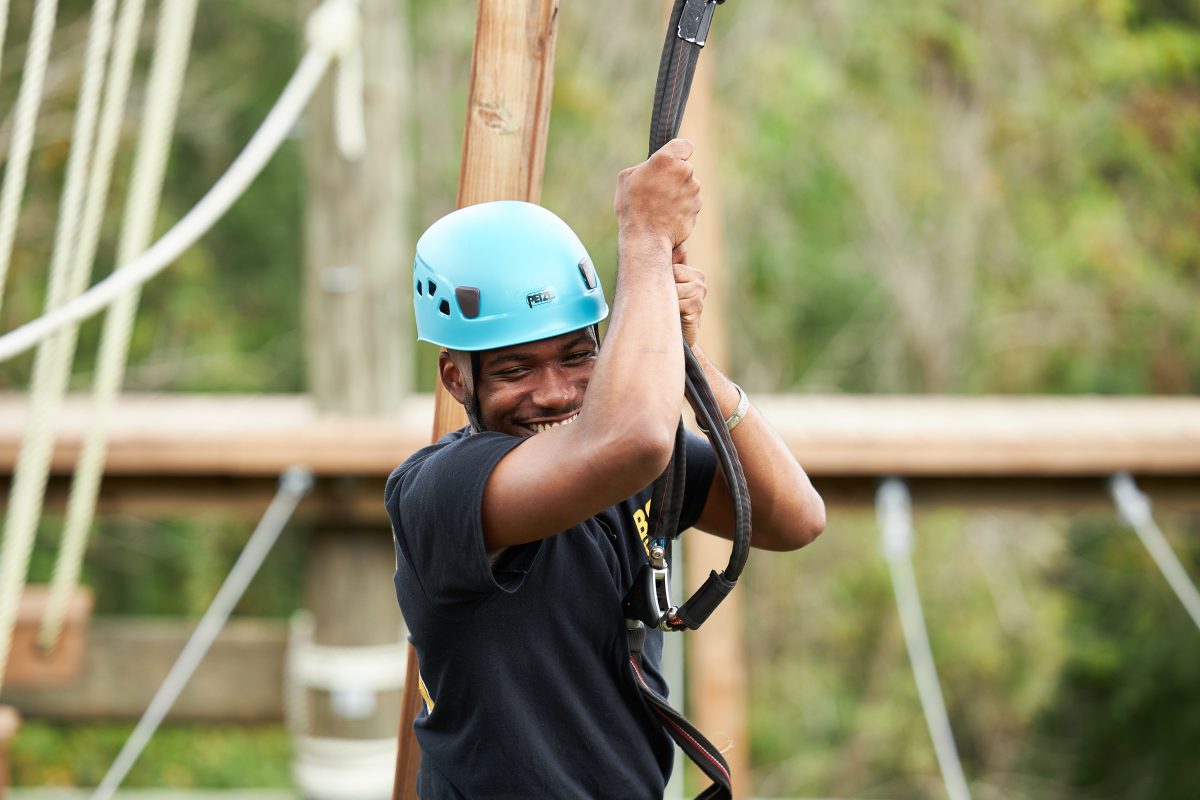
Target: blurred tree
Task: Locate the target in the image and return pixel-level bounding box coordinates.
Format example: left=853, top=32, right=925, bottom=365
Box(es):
left=1030, top=512, right=1200, bottom=800
left=3, top=1, right=1200, bottom=796
left=4, top=0, right=1196, bottom=396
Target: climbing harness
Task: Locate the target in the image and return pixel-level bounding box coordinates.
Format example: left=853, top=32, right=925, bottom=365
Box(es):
left=621, top=2, right=747, bottom=798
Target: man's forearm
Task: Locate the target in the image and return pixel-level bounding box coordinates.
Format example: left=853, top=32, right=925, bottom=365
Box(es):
left=690, top=345, right=826, bottom=550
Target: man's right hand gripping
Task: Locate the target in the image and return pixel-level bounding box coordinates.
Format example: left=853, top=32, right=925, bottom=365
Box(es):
left=478, top=140, right=703, bottom=552
left=615, top=139, right=703, bottom=254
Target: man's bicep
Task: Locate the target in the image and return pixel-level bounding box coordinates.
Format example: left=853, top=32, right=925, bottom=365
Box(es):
left=480, top=436, right=613, bottom=549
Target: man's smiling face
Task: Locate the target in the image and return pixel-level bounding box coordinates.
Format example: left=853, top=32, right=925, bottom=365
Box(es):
left=444, top=329, right=599, bottom=438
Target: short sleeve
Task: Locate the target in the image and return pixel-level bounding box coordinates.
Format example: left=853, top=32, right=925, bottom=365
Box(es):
left=677, top=428, right=718, bottom=533
left=385, top=431, right=527, bottom=612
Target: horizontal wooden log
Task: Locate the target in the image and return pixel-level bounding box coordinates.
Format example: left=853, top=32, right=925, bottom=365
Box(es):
left=1, top=393, right=1198, bottom=479
left=0, top=617, right=288, bottom=722
left=0, top=394, right=430, bottom=478
left=758, top=395, right=1200, bottom=477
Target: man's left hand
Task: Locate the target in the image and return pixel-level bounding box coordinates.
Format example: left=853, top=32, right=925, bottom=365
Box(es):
left=673, top=244, right=707, bottom=348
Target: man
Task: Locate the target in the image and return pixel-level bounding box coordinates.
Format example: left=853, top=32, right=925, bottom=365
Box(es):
left=386, top=139, right=824, bottom=798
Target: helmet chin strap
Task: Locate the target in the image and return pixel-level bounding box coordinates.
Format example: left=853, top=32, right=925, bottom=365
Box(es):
left=466, top=350, right=486, bottom=433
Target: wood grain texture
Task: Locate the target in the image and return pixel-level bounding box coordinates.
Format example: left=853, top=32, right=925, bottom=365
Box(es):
left=4, top=393, right=1198, bottom=478
left=397, top=2, right=561, bottom=796
left=303, top=0, right=413, bottom=416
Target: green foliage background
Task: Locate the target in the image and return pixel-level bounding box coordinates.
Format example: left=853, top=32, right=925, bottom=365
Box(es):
left=2, top=0, right=1199, bottom=796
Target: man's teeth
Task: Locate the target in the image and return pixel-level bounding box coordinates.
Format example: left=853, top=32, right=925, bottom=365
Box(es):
left=531, top=414, right=579, bottom=433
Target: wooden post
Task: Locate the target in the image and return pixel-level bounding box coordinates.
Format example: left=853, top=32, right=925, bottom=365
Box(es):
left=393, top=2, right=559, bottom=797
left=300, top=0, right=413, bottom=790
left=303, top=0, right=413, bottom=417
left=0, top=705, right=18, bottom=799
left=667, top=5, right=752, bottom=794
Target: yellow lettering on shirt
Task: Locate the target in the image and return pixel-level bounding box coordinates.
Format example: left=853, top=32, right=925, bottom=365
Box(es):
left=633, top=499, right=653, bottom=555
left=418, top=671, right=435, bottom=714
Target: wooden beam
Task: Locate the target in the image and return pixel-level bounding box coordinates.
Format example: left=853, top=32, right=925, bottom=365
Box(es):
left=299, top=0, right=414, bottom=784
left=754, top=394, right=1200, bottom=476
left=395, top=3, right=561, bottom=797
left=3, top=587, right=92, bottom=689
left=455, top=0, right=558, bottom=208
left=3, top=393, right=1200, bottom=480
left=2, top=618, right=288, bottom=721
left=0, top=393, right=431, bottom=477
left=0, top=704, right=17, bottom=798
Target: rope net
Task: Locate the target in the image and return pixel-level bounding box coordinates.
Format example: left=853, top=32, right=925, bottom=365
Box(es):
left=0, top=0, right=363, bottom=693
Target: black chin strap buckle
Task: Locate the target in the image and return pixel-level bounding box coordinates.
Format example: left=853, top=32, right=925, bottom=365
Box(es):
left=677, top=0, right=722, bottom=46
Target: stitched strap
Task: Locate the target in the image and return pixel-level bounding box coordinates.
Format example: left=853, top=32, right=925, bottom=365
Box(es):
left=650, top=0, right=724, bottom=155
left=630, top=654, right=733, bottom=800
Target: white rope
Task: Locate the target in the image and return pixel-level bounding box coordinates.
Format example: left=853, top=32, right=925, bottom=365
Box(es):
left=292, top=736, right=397, bottom=800
left=0, top=0, right=363, bottom=364
left=1110, top=472, right=1200, bottom=632
left=0, top=0, right=10, bottom=83
left=91, top=466, right=312, bottom=800
left=291, top=637, right=408, bottom=694
left=877, top=478, right=972, bottom=800
left=0, top=0, right=119, bottom=695
left=333, top=25, right=366, bottom=161
left=0, top=0, right=60, bottom=313
left=285, top=610, right=407, bottom=737
left=40, top=0, right=199, bottom=651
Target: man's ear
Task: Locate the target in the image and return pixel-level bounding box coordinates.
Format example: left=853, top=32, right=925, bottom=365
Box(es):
left=439, top=350, right=469, bottom=405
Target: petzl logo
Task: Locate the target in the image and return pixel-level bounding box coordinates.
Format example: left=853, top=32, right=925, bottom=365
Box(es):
left=526, top=287, right=556, bottom=308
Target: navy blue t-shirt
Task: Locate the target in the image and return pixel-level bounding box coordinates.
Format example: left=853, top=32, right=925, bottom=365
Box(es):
left=386, top=427, right=717, bottom=799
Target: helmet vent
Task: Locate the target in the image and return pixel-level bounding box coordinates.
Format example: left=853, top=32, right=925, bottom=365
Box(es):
left=578, top=257, right=597, bottom=290
left=455, top=286, right=481, bottom=319
left=428, top=280, right=438, bottom=295
left=439, top=299, right=451, bottom=316
left=416, top=279, right=423, bottom=296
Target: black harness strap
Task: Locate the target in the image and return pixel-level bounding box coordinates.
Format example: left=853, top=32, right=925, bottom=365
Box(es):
left=631, top=655, right=733, bottom=800
left=627, top=622, right=733, bottom=800
left=650, top=0, right=725, bottom=155
left=622, top=3, right=744, bottom=799
left=630, top=0, right=750, bottom=635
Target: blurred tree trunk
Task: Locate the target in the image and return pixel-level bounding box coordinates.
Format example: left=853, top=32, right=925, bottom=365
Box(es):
left=303, top=0, right=413, bottom=414
left=394, top=2, right=561, bottom=797
left=299, top=0, right=414, bottom=774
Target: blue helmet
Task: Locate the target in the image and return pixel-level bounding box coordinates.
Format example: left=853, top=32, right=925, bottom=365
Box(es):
left=413, top=201, right=609, bottom=351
